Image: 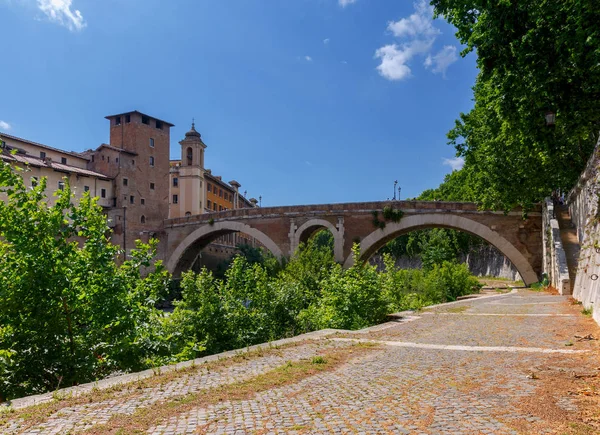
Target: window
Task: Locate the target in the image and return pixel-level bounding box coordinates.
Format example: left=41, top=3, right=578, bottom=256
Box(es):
left=213, top=203, right=217, bottom=211
left=185, top=212, right=191, bottom=217
left=207, top=200, right=212, bottom=209
left=172, top=194, right=178, bottom=204
left=107, top=156, right=110, bottom=163
left=115, top=158, right=119, bottom=163
left=58, top=181, right=65, bottom=191
left=84, top=185, right=90, bottom=192
left=150, top=182, right=155, bottom=190
left=130, top=195, right=134, bottom=204
left=123, top=178, right=128, bottom=186
left=101, top=188, right=106, bottom=198
left=173, top=177, right=178, bottom=187
left=115, top=116, right=121, bottom=125
left=142, top=115, right=150, bottom=125
left=149, top=156, right=154, bottom=167
left=219, top=189, right=223, bottom=198
left=31, top=177, right=38, bottom=187
left=141, top=198, right=145, bottom=205
left=141, top=215, right=146, bottom=224
left=207, top=183, right=211, bottom=193
left=132, top=159, right=135, bottom=165
left=186, top=147, right=193, bottom=165
left=125, top=114, right=131, bottom=123
left=149, top=138, right=154, bottom=148
left=219, top=205, right=222, bottom=211
left=102, top=155, right=105, bottom=161
left=156, top=120, right=163, bottom=130
left=91, top=155, right=95, bottom=162
left=40, top=151, right=46, bottom=160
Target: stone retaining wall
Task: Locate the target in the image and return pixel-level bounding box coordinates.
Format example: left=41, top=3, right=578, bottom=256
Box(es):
left=542, top=199, right=571, bottom=295
left=567, top=135, right=600, bottom=324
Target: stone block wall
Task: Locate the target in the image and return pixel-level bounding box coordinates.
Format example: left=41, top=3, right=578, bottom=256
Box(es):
left=567, top=135, right=600, bottom=324
left=542, top=199, right=571, bottom=295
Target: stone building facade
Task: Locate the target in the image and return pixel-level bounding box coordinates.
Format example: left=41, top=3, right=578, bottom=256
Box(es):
left=0, top=110, right=258, bottom=261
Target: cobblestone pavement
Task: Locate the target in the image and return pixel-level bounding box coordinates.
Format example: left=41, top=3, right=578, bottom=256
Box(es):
left=4, top=341, right=353, bottom=434
left=5, top=290, right=600, bottom=434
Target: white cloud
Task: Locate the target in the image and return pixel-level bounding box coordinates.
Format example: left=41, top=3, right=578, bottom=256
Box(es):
left=424, top=45, right=458, bottom=76
left=0, top=120, right=11, bottom=130
left=305, top=55, right=313, bottom=62
left=375, top=45, right=412, bottom=81
left=375, top=0, right=458, bottom=81
left=37, top=0, right=86, bottom=32
left=323, top=38, right=330, bottom=45
left=442, top=156, right=464, bottom=171
left=338, top=0, right=357, bottom=7
left=387, top=0, right=439, bottom=39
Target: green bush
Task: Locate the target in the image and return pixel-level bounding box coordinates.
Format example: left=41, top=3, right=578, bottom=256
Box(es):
left=0, top=160, right=170, bottom=400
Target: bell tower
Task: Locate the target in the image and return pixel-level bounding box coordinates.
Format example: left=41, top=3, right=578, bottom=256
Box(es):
left=178, top=122, right=207, bottom=216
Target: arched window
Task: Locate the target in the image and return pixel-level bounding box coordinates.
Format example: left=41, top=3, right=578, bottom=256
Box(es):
left=140, top=215, right=146, bottom=224
left=185, top=211, right=191, bottom=217
left=186, top=147, right=193, bottom=165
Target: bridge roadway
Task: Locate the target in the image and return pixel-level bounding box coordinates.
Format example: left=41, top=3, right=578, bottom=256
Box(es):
left=162, top=200, right=543, bottom=285
left=5, top=290, right=600, bottom=433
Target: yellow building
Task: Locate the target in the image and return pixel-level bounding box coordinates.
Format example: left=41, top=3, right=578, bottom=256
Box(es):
left=168, top=123, right=256, bottom=219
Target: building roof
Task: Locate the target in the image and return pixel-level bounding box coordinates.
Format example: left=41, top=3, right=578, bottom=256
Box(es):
left=104, top=110, right=175, bottom=127
left=1, top=149, right=110, bottom=180
left=0, top=132, right=91, bottom=161
left=95, top=143, right=138, bottom=156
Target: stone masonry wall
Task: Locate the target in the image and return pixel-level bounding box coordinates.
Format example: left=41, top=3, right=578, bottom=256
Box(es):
left=370, top=245, right=521, bottom=281
left=567, top=135, right=600, bottom=324
left=542, top=199, right=571, bottom=295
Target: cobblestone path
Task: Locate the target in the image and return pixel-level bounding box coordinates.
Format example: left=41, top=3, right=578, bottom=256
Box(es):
left=4, top=290, right=600, bottom=434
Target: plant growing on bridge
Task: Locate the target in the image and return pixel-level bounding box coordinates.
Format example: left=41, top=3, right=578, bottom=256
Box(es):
left=0, top=160, right=170, bottom=401
left=371, top=206, right=404, bottom=230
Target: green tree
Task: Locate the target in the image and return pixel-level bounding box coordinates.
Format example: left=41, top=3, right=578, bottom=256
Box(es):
left=0, top=160, right=170, bottom=400
left=431, top=0, right=600, bottom=210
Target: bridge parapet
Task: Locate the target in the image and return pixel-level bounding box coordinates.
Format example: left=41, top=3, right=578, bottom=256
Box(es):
left=165, top=201, right=540, bottom=228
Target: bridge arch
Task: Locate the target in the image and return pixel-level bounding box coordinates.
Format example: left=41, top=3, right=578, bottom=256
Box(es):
left=291, top=218, right=344, bottom=262
left=167, top=221, right=284, bottom=275
left=343, top=213, right=538, bottom=286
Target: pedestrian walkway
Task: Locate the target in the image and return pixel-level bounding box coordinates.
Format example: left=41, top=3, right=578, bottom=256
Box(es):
left=2, top=290, right=599, bottom=434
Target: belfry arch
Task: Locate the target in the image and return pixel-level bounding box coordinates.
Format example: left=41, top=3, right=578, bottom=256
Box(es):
left=166, top=221, right=283, bottom=276
left=342, top=213, right=538, bottom=285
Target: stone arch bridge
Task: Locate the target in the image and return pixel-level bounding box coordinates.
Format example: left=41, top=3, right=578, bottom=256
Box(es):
left=162, top=201, right=543, bottom=285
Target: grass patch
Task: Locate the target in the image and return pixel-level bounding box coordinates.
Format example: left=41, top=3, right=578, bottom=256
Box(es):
left=311, top=356, right=327, bottom=364
left=529, top=282, right=547, bottom=291
left=444, top=305, right=469, bottom=314
left=582, top=307, right=593, bottom=317
left=81, top=344, right=379, bottom=434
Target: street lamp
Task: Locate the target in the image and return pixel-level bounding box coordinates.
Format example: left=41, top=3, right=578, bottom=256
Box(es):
left=393, top=180, right=398, bottom=200
left=398, top=186, right=401, bottom=200
left=259, top=195, right=262, bottom=207
left=545, top=111, right=556, bottom=126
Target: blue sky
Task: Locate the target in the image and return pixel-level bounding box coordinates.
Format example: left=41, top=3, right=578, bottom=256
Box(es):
left=1, top=0, right=477, bottom=206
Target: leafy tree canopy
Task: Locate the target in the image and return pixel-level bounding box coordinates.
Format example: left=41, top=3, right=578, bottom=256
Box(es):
left=431, top=0, right=600, bottom=211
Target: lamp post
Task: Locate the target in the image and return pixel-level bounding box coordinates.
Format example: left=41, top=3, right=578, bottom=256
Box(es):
left=393, top=180, right=398, bottom=200
left=398, top=186, right=401, bottom=200
left=545, top=111, right=556, bottom=127
left=259, top=195, right=262, bottom=207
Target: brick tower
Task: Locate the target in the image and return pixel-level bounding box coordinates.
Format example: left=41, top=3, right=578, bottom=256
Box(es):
left=88, top=110, right=173, bottom=255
